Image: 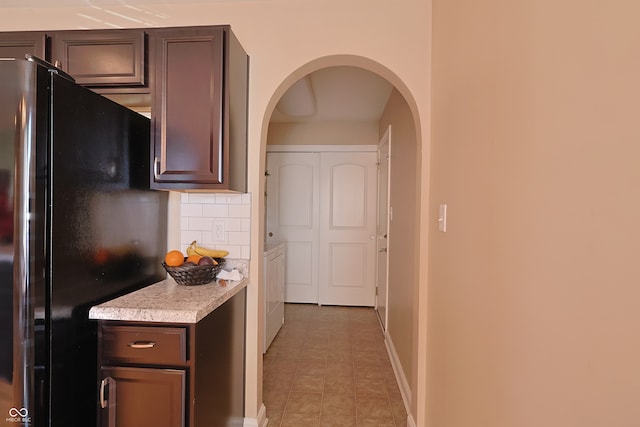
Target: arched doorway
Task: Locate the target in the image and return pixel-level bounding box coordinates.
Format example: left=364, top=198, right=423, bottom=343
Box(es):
left=258, top=55, right=422, bottom=426
left=266, top=66, right=390, bottom=308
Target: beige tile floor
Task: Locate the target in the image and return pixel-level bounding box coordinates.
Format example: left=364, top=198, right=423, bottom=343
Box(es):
left=263, top=303, right=408, bottom=427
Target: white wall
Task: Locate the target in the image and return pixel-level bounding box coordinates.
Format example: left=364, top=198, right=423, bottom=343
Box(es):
left=0, top=2, right=431, bottom=423
left=268, top=121, right=379, bottom=146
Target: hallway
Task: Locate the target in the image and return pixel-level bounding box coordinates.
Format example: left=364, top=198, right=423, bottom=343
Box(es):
left=263, top=304, right=407, bottom=426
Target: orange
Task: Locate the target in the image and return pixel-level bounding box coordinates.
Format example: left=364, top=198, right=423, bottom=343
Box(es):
left=186, top=254, right=203, bottom=264
left=164, top=250, right=184, bottom=267
left=93, top=248, right=109, bottom=265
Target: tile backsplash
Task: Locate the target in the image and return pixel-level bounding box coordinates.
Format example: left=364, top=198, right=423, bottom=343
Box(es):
left=180, top=193, right=251, bottom=259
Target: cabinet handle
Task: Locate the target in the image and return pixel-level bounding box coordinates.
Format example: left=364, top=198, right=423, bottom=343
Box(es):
left=127, top=340, right=156, bottom=349
left=153, top=157, right=160, bottom=179
left=100, top=378, right=109, bottom=409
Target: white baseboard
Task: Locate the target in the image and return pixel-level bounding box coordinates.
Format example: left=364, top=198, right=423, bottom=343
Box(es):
left=243, top=403, right=268, bottom=427
left=384, top=331, right=412, bottom=418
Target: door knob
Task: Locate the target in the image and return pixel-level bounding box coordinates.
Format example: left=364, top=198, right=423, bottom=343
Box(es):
left=378, top=248, right=387, bottom=253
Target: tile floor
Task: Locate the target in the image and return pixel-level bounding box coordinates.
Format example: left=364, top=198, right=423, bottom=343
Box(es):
left=263, top=303, right=408, bottom=427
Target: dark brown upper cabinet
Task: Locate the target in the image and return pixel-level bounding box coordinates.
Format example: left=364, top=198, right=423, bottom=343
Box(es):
left=0, top=31, right=47, bottom=60
left=1, top=26, right=248, bottom=192
left=149, top=26, right=248, bottom=192
left=51, top=30, right=147, bottom=88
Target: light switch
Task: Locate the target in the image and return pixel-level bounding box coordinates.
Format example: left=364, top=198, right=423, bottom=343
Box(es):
left=438, top=204, right=447, bottom=232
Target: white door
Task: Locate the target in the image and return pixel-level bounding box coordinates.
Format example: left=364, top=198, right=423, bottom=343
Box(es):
left=266, top=152, right=319, bottom=303
left=319, top=152, right=378, bottom=306
left=376, top=127, right=391, bottom=328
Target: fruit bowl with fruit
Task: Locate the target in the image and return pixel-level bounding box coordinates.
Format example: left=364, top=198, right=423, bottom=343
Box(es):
left=162, top=242, right=228, bottom=286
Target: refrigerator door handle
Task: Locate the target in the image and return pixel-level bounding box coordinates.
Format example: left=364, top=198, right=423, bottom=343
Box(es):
left=25, top=54, right=76, bottom=82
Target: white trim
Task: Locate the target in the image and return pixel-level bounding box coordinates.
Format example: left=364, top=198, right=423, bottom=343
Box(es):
left=385, top=331, right=412, bottom=417
left=266, top=144, right=377, bottom=152
left=243, top=403, right=268, bottom=427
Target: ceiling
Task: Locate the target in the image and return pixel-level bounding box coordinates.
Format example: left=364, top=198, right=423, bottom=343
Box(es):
left=0, top=0, right=227, bottom=6
left=0, top=0, right=394, bottom=124
left=270, top=66, right=393, bottom=124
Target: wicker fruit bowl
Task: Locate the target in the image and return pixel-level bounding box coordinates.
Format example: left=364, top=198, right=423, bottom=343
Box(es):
left=162, top=258, right=225, bottom=286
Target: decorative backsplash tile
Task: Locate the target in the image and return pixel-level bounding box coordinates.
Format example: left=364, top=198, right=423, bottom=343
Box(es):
left=180, top=193, right=251, bottom=259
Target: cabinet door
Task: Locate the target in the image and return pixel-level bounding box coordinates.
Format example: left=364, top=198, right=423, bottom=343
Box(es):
left=100, top=367, right=185, bottom=427
left=149, top=27, right=226, bottom=189
left=0, top=31, right=47, bottom=59
left=51, top=30, right=146, bottom=87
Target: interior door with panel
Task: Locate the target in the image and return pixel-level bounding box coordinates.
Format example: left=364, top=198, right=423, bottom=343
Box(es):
left=376, top=127, right=391, bottom=328
left=266, top=152, right=320, bottom=303
left=319, top=152, right=378, bottom=306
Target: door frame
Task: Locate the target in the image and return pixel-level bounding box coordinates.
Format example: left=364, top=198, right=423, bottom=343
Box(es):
left=267, top=145, right=376, bottom=153
left=376, top=126, right=391, bottom=330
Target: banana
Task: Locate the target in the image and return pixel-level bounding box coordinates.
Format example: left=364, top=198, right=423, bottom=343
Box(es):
left=186, top=243, right=198, bottom=257
left=187, top=240, right=229, bottom=258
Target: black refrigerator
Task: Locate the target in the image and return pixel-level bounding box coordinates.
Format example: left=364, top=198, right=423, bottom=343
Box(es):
left=0, top=57, right=167, bottom=427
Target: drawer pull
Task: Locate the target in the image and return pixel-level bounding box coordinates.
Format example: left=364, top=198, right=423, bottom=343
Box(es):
left=127, top=340, right=156, bottom=349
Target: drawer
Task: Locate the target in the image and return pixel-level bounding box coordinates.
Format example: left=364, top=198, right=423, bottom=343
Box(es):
left=101, top=324, right=187, bottom=366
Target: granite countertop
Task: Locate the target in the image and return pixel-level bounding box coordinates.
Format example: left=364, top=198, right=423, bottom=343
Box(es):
left=88, top=277, right=248, bottom=324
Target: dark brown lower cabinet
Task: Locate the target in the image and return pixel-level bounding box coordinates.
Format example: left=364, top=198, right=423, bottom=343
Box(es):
left=97, top=288, right=246, bottom=427
left=100, top=367, right=185, bottom=427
